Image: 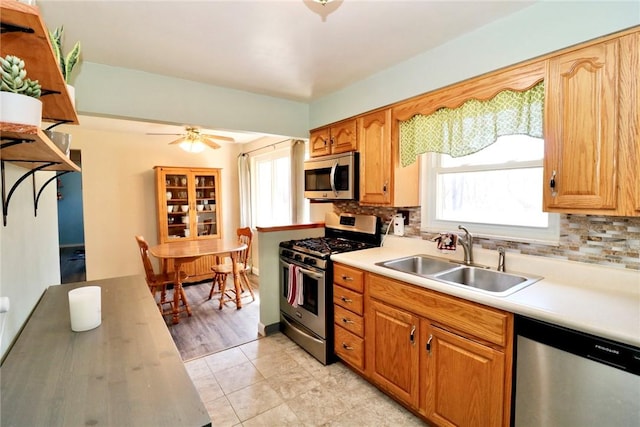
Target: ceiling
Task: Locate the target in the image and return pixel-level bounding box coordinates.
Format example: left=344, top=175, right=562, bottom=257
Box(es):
left=38, top=0, right=537, bottom=143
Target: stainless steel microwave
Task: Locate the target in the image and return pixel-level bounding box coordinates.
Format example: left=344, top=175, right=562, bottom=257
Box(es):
left=304, top=152, right=359, bottom=200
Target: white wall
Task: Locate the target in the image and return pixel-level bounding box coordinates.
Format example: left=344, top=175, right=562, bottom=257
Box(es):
left=52, top=126, right=243, bottom=281
left=309, top=1, right=640, bottom=127
left=0, top=165, right=60, bottom=359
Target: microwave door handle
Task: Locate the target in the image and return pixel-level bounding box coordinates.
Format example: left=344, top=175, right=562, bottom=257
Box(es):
left=330, top=160, right=339, bottom=196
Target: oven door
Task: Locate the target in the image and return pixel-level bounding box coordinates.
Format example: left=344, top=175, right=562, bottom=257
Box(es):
left=279, top=257, right=327, bottom=338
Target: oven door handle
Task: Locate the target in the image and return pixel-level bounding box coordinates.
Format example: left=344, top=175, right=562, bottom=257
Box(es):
left=329, top=160, right=338, bottom=196
left=298, top=267, right=324, bottom=280
left=280, top=259, right=324, bottom=280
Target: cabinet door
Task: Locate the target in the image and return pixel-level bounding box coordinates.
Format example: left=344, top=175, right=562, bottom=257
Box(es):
left=421, top=323, right=505, bottom=427
left=330, top=119, right=357, bottom=154
left=159, top=170, right=191, bottom=240
left=309, top=128, right=331, bottom=157
left=544, top=39, right=619, bottom=211
left=359, top=110, right=392, bottom=205
left=192, top=171, right=220, bottom=238
left=366, top=298, right=419, bottom=408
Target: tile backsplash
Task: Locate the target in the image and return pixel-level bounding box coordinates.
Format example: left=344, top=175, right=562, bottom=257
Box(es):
left=334, top=202, right=640, bottom=271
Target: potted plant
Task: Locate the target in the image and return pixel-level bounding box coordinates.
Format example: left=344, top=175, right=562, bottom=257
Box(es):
left=0, top=54, right=42, bottom=126
left=48, top=26, right=81, bottom=105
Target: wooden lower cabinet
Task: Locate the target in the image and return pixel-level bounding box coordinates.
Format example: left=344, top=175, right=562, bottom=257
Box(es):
left=332, top=265, right=514, bottom=427
left=421, top=322, right=506, bottom=427
left=366, top=298, right=420, bottom=408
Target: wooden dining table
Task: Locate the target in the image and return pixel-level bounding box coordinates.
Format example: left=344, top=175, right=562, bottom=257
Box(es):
left=149, top=238, right=247, bottom=324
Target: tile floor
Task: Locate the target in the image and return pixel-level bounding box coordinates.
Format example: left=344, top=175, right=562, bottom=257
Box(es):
left=185, top=332, right=427, bottom=426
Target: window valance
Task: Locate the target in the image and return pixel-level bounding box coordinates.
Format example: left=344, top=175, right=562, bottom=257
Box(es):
left=399, top=81, right=544, bottom=167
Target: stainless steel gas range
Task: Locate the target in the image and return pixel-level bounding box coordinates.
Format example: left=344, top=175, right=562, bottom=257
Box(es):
left=279, top=212, right=381, bottom=364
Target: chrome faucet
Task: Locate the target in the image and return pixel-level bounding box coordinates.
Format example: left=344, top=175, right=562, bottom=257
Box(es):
left=497, top=246, right=506, bottom=272
left=457, top=225, right=474, bottom=265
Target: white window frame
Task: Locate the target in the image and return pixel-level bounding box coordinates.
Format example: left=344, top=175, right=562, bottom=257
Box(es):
left=421, top=140, right=560, bottom=245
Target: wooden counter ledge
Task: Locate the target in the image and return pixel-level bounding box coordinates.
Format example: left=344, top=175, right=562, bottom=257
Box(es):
left=0, top=275, right=211, bottom=427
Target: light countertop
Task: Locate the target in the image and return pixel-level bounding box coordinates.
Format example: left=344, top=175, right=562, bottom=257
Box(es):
left=331, top=236, right=640, bottom=348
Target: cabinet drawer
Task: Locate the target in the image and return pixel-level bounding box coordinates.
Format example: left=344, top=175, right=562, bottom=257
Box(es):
left=334, top=324, right=364, bottom=370
left=334, top=285, right=364, bottom=315
left=334, top=263, right=364, bottom=292
left=334, top=305, right=364, bottom=337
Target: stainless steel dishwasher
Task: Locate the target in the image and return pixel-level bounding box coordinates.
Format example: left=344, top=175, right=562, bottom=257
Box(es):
left=514, top=316, right=640, bottom=426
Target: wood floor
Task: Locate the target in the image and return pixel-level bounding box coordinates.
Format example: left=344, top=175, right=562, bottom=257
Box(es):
left=166, top=275, right=261, bottom=361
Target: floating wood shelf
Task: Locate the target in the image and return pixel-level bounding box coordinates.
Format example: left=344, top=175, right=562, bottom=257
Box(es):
left=0, top=122, right=79, bottom=172
left=0, top=1, right=79, bottom=125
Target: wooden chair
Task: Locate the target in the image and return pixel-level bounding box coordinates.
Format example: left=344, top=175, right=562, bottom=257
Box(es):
left=209, top=227, right=255, bottom=308
left=135, top=235, right=189, bottom=317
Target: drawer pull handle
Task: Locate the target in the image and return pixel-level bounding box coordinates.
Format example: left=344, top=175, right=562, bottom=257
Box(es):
left=410, top=325, right=416, bottom=345
left=341, top=296, right=352, bottom=303
left=426, top=334, right=433, bottom=355
left=341, top=275, right=353, bottom=281
left=342, top=343, right=353, bottom=351
left=342, top=318, right=354, bottom=324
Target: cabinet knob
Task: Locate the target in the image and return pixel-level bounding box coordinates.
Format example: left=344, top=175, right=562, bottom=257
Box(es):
left=340, top=296, right=352, bottom=303
left=342, top=343, right=354, bottom=351
left=342, top=317, right=354, bottom=324
left=341, top=275, right=353, bottom=281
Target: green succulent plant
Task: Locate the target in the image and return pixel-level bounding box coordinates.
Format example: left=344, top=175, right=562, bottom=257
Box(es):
left=49, top=26, right=81, bottom=84
left=0, top=55, right=41, bottom=98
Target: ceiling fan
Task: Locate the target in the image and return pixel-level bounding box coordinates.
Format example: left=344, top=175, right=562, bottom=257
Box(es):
left=148, top=126, right=235, bottom=153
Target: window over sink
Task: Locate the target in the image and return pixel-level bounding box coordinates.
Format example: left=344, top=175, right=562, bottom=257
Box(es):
left=422, top=135, right=560, bottom=244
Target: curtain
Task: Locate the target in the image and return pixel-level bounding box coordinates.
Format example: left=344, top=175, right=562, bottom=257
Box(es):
left=237, top=153, right=252, bottom=228
left=399, top=81, right=544, bottom=167
left=290, top=139, right=306, bottom=223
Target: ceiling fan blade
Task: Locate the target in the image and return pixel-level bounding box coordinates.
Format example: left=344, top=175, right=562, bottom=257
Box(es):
left=200, top=133, right=235, bottom=143
left=146, top=132, right=185, bottom=136
left=168, top=137, right=186, bottom=145
left=202, top=138, right=221, bottom=150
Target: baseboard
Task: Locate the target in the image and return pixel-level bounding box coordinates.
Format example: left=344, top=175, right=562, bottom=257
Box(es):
left=258, top=322, right=280, bottom=337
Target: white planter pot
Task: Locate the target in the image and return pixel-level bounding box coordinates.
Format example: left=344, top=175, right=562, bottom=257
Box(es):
left=0, top=91, right=42, bottom=127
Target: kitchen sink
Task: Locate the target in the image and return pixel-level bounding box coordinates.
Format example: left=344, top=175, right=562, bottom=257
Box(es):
left=376, top=255, right=459, bottom=276
left=377, top=254, right=542, bottom=296
left=433, top=266, right=541, bottom=295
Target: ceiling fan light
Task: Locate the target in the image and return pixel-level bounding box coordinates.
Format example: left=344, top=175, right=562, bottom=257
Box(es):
left=180, top=139, right=206, bottom=153
left=313, top=0, right=333, bottom=5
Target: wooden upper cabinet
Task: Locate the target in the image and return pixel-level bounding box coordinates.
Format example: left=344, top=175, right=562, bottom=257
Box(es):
left=544, top=39, right=620, bottom=212
left=358, top=109, right=420, bottom=207
left=309, top=128, right=331, bottom=157
left=359, top=110, right=392, bottom=205
left=309, top=119, right=357, bottom=157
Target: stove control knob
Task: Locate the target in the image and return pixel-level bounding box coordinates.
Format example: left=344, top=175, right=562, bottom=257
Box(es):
left=294, top=254, right=302, bottom=261
left=304, top=257, right=317, bottom=265
left=282, top=250, right=292, bottom=258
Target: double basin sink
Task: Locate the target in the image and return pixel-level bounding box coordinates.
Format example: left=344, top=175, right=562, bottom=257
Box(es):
left=376, top=254, right=541, bottom=296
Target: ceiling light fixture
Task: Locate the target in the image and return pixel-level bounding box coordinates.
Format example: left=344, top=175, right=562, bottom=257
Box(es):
left=313, top=0, right=333, bottom=5
left=179, top=135, right=206, bottom=153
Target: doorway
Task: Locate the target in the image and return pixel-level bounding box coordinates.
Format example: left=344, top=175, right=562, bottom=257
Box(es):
left=58, top=149, right=86, bottom=283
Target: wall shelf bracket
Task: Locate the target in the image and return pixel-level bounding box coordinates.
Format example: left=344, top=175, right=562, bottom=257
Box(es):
left=1, top=160, right=57, bottom=226
left=33, top=171, right=71, bottom=217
